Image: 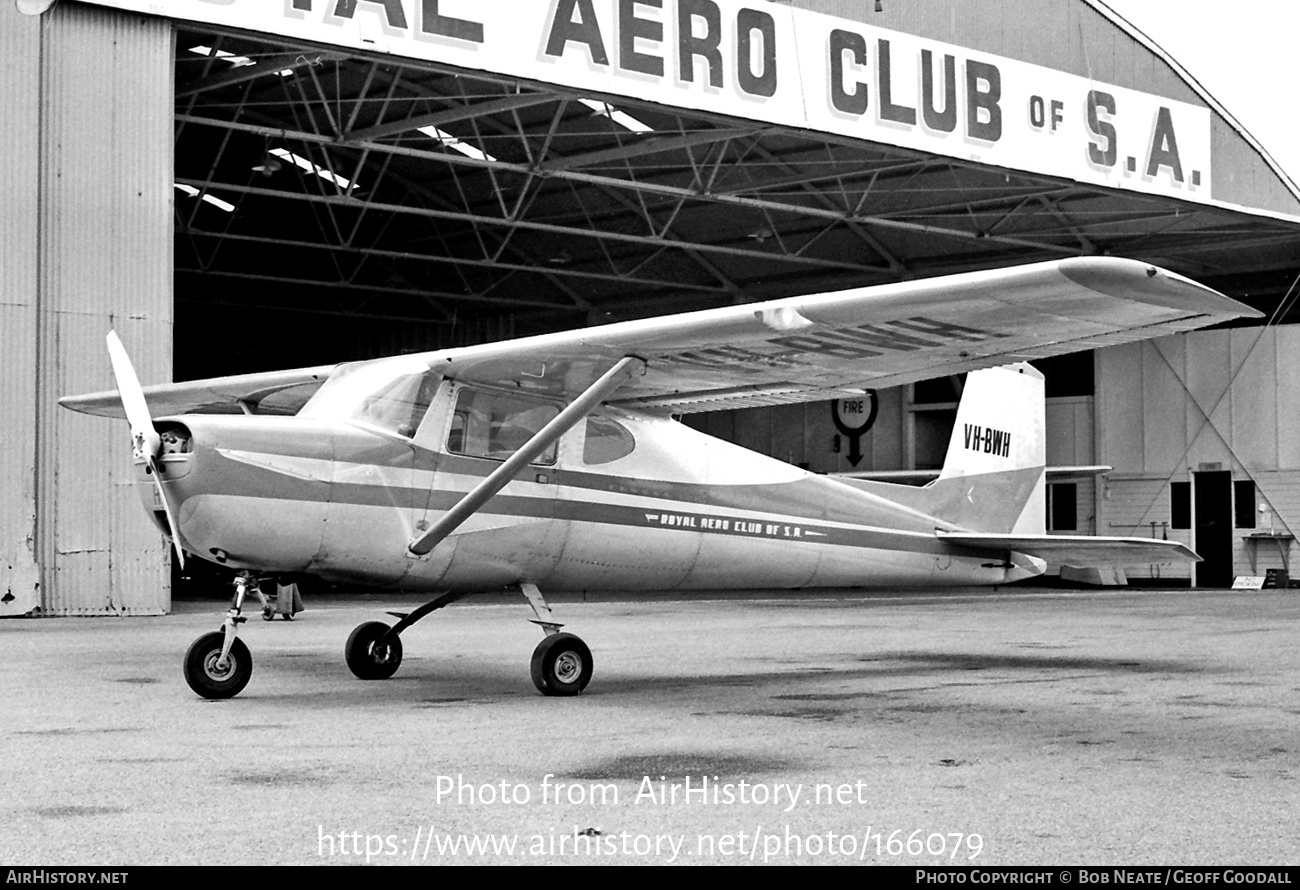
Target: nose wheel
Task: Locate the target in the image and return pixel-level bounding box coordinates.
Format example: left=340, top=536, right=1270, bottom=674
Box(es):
left=183, top=631, right=252, bottom=699
left=182, top=570, right=260, bottom=699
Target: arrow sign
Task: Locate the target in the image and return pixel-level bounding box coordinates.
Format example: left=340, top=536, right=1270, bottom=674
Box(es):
left=847, top=435, right=863, bottom=467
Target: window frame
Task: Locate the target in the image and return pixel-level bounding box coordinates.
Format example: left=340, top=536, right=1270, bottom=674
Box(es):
left=442, top=384, right=562, bottom=466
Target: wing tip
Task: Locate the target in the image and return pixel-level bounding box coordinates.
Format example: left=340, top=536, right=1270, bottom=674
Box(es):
left=1057, top=256, right=1263, bottom=320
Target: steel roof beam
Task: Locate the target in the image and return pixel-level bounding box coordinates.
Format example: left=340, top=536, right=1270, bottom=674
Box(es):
left=342, top=69, right=753, bottom=297
left=175, top=177, right=888, bottom=273
left=539, top=128, right=759, bottom=172
left=176, top=268, right=581, bottom=312
left=177, top=228, right=733, bottom=294
left=357, top=74, right=751, bottom=298
left=177, top=50, right=347, bottom=98
left=177, top=114, right=1064, bottom=258
left=301, top=75, right=598, bottom=311
left=709, top=158, right=930, bottom=196
left=342, top=92, right=559, bottom=143
left=744, top=143, right=904, bottom=274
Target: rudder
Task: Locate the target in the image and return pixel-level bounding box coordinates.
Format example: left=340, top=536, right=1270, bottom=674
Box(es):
left=932, top=363, right=1046, bottom=533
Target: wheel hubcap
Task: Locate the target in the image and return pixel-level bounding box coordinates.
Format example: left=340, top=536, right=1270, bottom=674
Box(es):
left=203, top=652, right=234, bottom=681
left=554, top=651, right=582, bottom=684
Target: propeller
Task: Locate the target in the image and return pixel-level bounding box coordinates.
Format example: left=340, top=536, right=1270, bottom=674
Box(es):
left=106, top=331, right=186, bottom=569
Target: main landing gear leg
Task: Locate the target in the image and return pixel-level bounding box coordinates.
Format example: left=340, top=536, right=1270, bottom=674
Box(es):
left=344, top=591, right=468, bottom=681
left=182, top=570, right=255, bottom=699
left=521, top=582, right=592, bottom=697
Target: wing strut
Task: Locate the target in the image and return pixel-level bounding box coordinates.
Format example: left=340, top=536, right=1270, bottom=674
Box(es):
left=407, top=356, right=646, bottom=557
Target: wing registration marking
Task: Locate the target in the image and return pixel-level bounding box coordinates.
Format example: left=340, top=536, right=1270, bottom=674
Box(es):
left=654, top=315, right=1005, bottom=373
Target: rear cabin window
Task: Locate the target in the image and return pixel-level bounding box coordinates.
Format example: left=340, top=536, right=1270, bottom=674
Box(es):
left=447, top=388, right=559, bottom=464
left=583, top=416, right=636, bottom=465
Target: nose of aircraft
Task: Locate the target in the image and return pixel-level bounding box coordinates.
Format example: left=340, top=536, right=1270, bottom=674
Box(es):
left=133, top=422, right=195, bottom=541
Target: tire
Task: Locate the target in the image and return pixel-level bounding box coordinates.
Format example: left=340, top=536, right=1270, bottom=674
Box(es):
left=530, top=633, right=593, bottom=696
left=345, top=621, right=403, bottom=680
left=183, top=631, right=252, bottom=699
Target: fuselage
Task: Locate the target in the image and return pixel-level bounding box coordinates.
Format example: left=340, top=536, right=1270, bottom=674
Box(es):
left=139, top=402, right=1042, bottom=593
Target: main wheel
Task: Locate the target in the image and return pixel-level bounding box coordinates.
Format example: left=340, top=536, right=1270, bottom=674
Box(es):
left=183, top=631, right=252, bottom=699
left=530, top=633, right=593, bottom=696
left=346, top=621, right=403, bottom=680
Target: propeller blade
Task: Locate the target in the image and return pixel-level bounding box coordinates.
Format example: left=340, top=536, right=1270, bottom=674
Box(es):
left=148, top=457, right=186, bottom=570
left=106, top=330, right=161, bottom=461
left=105, top=331, right=184, bottom=568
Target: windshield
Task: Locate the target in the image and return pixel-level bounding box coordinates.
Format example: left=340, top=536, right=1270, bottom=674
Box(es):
left=300, top=356, right=439, bottom=438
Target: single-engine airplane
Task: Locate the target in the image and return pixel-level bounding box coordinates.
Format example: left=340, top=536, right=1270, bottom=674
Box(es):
left=61, top=258, right=1259, bottom=700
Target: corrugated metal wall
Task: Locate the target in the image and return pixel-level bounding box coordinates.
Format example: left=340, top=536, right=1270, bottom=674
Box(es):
left=28, top=3, right=174, bottom=614
left=0, top=4, right=43, bottom=616
left=790, top=0, right=1300, bottom=219
left=1097, top=326, right=1300, bottom=582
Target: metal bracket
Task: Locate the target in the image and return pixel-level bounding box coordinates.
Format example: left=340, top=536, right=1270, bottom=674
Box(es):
left=218, top=571, right=261, bottom=667
left=520, top=582, right=563, bottom=637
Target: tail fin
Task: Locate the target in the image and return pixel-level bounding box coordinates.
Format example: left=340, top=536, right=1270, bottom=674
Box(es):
left=931, top=363, right=1046, bottom=533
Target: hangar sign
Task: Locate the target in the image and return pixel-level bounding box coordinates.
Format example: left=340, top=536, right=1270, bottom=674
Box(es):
left=75, top=0, right=1212, bottom=203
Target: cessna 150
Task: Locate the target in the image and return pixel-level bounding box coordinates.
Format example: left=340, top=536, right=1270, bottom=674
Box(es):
left=61, top=258, right=1258, bottom=700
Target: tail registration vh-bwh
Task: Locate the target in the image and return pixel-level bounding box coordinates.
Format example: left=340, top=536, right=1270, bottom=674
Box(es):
left=61, top=258, right=1259, bottom=699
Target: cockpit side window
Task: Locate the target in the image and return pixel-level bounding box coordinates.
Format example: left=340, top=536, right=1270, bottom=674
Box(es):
left=447, top=388, right=559, bottom=464
left=583, top=416, right=636, bottom=465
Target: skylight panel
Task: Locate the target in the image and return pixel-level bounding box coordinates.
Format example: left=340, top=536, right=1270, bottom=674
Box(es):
left=173, top=183, right=235, bottom=213
left=187, top=44, right=254, bottom=68
left=417, top=126, right=497, bottom=162
left=577, top=98, right=653, bottom=134
left=268, top=148, right=355, bottom=190
left=188, top=44, right=292, bottom=75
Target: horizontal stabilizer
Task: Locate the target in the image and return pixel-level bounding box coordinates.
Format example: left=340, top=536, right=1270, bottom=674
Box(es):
left=839, top=465, right=1113, bottom=484
left=938, top=532, right=1199, bottom=566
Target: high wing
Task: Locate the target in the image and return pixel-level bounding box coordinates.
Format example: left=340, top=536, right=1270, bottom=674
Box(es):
left=60, top=365, right=335, bottom=419
left=938, top=532, right=1199, bottom=566
left=454, top=257, right=1258, bottom=413
left=60, top=257, right=1259, bottom=418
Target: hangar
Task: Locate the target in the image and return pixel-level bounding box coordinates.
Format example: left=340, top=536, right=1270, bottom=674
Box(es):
left=4, top=0, right=1299, bottom=614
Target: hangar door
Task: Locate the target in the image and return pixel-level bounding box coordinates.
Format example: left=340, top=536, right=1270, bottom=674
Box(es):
left=1193, top=470, right=1232, bottom=588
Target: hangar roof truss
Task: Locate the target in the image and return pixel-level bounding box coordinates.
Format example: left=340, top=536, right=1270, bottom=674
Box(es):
left=172, top=27, right=1300, bottom=340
